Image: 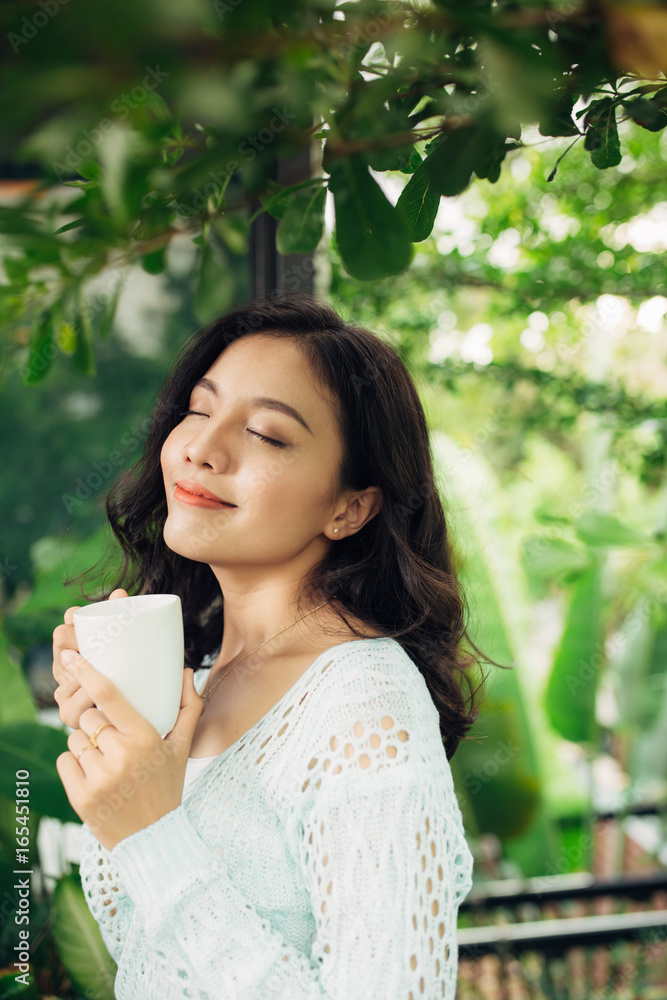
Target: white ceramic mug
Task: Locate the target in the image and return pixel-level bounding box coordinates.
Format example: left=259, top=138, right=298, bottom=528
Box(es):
left=72, top=594, right=184, bottom=737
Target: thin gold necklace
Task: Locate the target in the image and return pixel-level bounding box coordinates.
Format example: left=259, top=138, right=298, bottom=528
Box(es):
left=200, top=600, right=330, bottom=712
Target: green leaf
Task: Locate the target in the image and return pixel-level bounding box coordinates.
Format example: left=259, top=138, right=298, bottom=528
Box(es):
left=51, top=874, right=118, bottom=1000
left=520, top=535, right=591, bottom=583
left=97, top=277, right=123, bottom=340
left=474, top=138, right=521, bottom=184
left=398, top=148, right=423, bottom=175
left=98, top=126, right=150, bottom=228
left=140, top=246, right=167, bottom=274
left=258, top=182, right=294, bottom=220
left=609, top=606, right=667, bottom=733
left=643, top=629, right=667, bottom=728
left=54, top=217, right=86, bottom=235
left=144, top=88, right=173, bottom=123
left=99, top=128, right=131, bottom=225
left=623, top=96, right=667, bottom=132
left=212, top=214, right=248, bottom=256
left=328, top=157, right=412, bottom=281
left=276, top=186, right=326, bottom=255
left=364, top=143, right=415, bottom=173
left=544, top=561, right=604, bottom=744
left=55, top=320, right=77, bottom=354
left=14, top=526, right=122, bottom=621
left=573, top=510, right=652, bottom=548
left=193, top=237, right=234, bottom=325
left=73, top=160, right=102, bottom=183
left=422, top=124, right=499, bottom=198
left=584, top=99, right=622, bottom=169
left=73, top=294, right=96, bottom=376
left=431, top=431, right=563, bottom=874
left=395, top=161, right=440, bottom=242
left=608, top=607, right=654, bottom=731
left=407, top=97, right=439, bottom=126
left=0, top=626, right=36, bottom=728
left=0, top=968, right=39, bottom=998
left=539, top=89, right=579, bottom=137
left=0, top=723, right=79, bottom=823
left=2, top=255, right=26, bottom=283
left=22, top=312, right=54, bottom=385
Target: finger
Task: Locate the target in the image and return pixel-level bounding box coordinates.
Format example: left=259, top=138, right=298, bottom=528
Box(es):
left=78, top=707, right=114, bottom=747
left=53, top=621, right=77, bottom=649
left=55, top=641, right=86, bottom=692
left=109, top=589, right=128, bottom=600
left=164, top=669, right=203, bottom=742
left=67, top=724, right=98, bottom=757
left=62, top=650, right=150, bottom=736
left=56, top=750, right=86, bottom=806
left=53, top=626, right=80, bottom=691
left=180, top=667, right=203, bottom=711
left=54, top=685, right=96, bottom=729
left=64, top=606, right=81, bottom=626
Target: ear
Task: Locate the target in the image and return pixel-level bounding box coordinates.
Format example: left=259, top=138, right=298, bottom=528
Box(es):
left=339, top=486, right=383, bottom=535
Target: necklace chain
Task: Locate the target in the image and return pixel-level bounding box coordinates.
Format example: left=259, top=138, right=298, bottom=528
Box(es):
left=200, top=600, right=330, bottom=711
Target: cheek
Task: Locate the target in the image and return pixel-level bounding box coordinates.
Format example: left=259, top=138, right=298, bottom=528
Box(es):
left=160, top=430, right=179, bottom=468
left=243, top=456, right=305, bottom=508
left=258, top=458, right=332, bottom=515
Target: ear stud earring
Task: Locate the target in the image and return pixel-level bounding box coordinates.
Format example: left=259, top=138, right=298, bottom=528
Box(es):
left=333, top=528, right=339, bottom=534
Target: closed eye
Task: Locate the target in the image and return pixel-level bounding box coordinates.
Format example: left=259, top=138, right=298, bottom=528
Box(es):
left=180, top=412, right=286, bottom=449
left=247, top=429, right=286, bottom=449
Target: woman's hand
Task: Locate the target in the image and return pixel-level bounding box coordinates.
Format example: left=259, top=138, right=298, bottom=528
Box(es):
left=52, top=588, right=128, bottom=729
left=55, top=651, right=203, bottom=852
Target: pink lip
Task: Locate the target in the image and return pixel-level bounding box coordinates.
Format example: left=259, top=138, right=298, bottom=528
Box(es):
left=174, top=480, right=236, bottom=507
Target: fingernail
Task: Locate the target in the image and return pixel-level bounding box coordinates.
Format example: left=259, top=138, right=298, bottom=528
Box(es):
left=61, top=649, right=75, bottom=664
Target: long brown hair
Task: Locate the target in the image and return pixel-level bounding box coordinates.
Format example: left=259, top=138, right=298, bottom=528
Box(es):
left=67, top=295, right=496, bottom=758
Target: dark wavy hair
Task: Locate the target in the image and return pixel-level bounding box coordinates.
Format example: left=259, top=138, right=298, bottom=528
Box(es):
left=67, top=294, right=499, bottom=759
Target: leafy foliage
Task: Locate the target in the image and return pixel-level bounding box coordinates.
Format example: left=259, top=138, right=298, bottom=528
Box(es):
left=50, top=876, right=118, bottom=1000
left=329, top=156, right=412, bottom=279
left=3, top=0, right=667, bottom=379
left=328, top=120, right=667, bottom=841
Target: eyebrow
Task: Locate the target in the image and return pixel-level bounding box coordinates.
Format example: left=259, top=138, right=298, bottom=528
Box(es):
left=191, top=377, right=313, bottom=435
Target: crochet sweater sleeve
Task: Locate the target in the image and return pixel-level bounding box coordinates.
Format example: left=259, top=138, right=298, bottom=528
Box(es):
left=100, top=646, right=473, bottom=999
left=78, top=821, right=133, bottom=965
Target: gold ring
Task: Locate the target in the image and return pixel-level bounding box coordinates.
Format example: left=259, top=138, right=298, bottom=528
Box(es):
left=89, top=722, right=112, bottom=749
left=75, top=743, right=94, bottom=760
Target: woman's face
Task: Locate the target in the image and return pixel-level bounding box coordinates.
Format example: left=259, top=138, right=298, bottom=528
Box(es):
left=160, top=333, right=345, bottom=569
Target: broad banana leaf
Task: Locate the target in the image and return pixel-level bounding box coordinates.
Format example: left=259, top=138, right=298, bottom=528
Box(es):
left=0, top=723, right=79, bottom=824
left=0, top=626, right=35, bottom=727
left=51, top=874, right=117, bottom=1000
left=544, top=558, right=604, bottom=745
left=5, top=524, right=124, bottom=647
left=431, top=430, right=562, bottom=875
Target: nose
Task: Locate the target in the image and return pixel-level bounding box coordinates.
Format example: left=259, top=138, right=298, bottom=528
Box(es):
left=181, top=418, right=232, bottom=472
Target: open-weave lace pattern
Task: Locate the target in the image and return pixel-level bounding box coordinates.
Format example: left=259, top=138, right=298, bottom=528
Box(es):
left=78, top=637, right=474, bottom=999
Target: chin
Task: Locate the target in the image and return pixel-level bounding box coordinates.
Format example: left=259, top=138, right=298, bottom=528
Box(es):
left=164, top=522, right=226, bottom=564
left=162, top=522, right=198, bottom=560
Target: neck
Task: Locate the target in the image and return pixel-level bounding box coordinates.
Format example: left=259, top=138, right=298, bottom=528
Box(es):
left=210, top=591, right=331, bottom=674
left=206, top=541, right=334, bottom=667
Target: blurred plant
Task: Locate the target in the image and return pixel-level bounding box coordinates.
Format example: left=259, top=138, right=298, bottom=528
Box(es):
left=327, top=121, right=667, bottom=876
left=3, top=0, right=667, bottom=382
left=0, top=527, right=121, bottom=999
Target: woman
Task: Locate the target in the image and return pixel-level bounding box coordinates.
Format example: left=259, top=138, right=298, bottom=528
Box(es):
left=53, top=295, right=487, bottom=999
